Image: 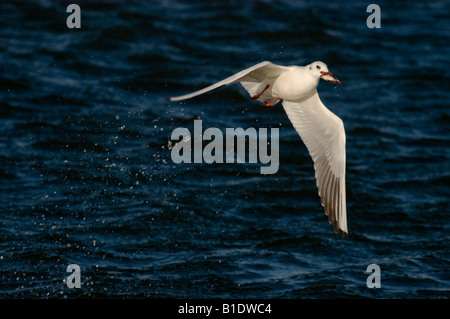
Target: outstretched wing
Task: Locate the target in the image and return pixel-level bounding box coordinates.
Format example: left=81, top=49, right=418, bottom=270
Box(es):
left=282, top=92, right=347, bottom=236
left=167, top=61, right=289, bottom=102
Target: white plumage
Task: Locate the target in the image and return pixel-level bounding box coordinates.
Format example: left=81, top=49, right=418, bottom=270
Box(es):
left=168, top=61, right=347, bottom=236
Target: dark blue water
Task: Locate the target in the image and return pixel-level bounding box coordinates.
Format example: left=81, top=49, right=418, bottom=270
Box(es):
left=0, top=0, right=449, bottom=298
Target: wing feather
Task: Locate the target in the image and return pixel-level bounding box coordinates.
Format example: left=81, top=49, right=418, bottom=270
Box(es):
left=282, top=92, right=347, bottom=236
left=167, top=61, right=290, bottom=102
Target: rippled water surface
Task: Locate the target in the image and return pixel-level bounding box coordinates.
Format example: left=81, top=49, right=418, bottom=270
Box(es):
left=0, top=1, right=449, bottom=298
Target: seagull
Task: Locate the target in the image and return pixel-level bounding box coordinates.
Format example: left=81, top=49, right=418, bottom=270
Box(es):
left=167, top=61, right=347, bottom=236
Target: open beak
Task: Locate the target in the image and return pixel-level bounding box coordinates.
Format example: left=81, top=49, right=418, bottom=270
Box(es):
left=320, top=71, right=343, bottom=87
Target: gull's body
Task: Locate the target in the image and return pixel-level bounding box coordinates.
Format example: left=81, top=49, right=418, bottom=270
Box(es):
left=168, top=61, right=348, bottom=236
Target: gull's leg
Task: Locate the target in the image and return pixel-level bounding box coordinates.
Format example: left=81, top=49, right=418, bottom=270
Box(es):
left=251, top=84, right=270, bottom=100
left=261, top=98, right=282, bottom=107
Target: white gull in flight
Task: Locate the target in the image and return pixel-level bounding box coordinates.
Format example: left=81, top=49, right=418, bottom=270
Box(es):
left=168, top=61, right=348, bottom=236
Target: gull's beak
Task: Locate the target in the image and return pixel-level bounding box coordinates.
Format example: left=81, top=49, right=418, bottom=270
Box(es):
left=320, top=71, right=343, bottom=87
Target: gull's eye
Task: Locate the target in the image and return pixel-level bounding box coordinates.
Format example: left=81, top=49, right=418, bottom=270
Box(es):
left=316, top=65, right=321, bottom=70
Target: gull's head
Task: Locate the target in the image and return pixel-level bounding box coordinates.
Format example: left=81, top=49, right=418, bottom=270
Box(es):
left=308, top=61, right=343, bottom=87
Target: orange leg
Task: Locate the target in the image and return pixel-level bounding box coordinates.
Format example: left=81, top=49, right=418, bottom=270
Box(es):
left=261, top=98, right=282, bottom=107
left=251, top=84, right=270, bottom=100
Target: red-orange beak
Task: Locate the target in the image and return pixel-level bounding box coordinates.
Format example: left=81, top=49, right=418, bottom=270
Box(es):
left=320, top=71, right=343, bottom=87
